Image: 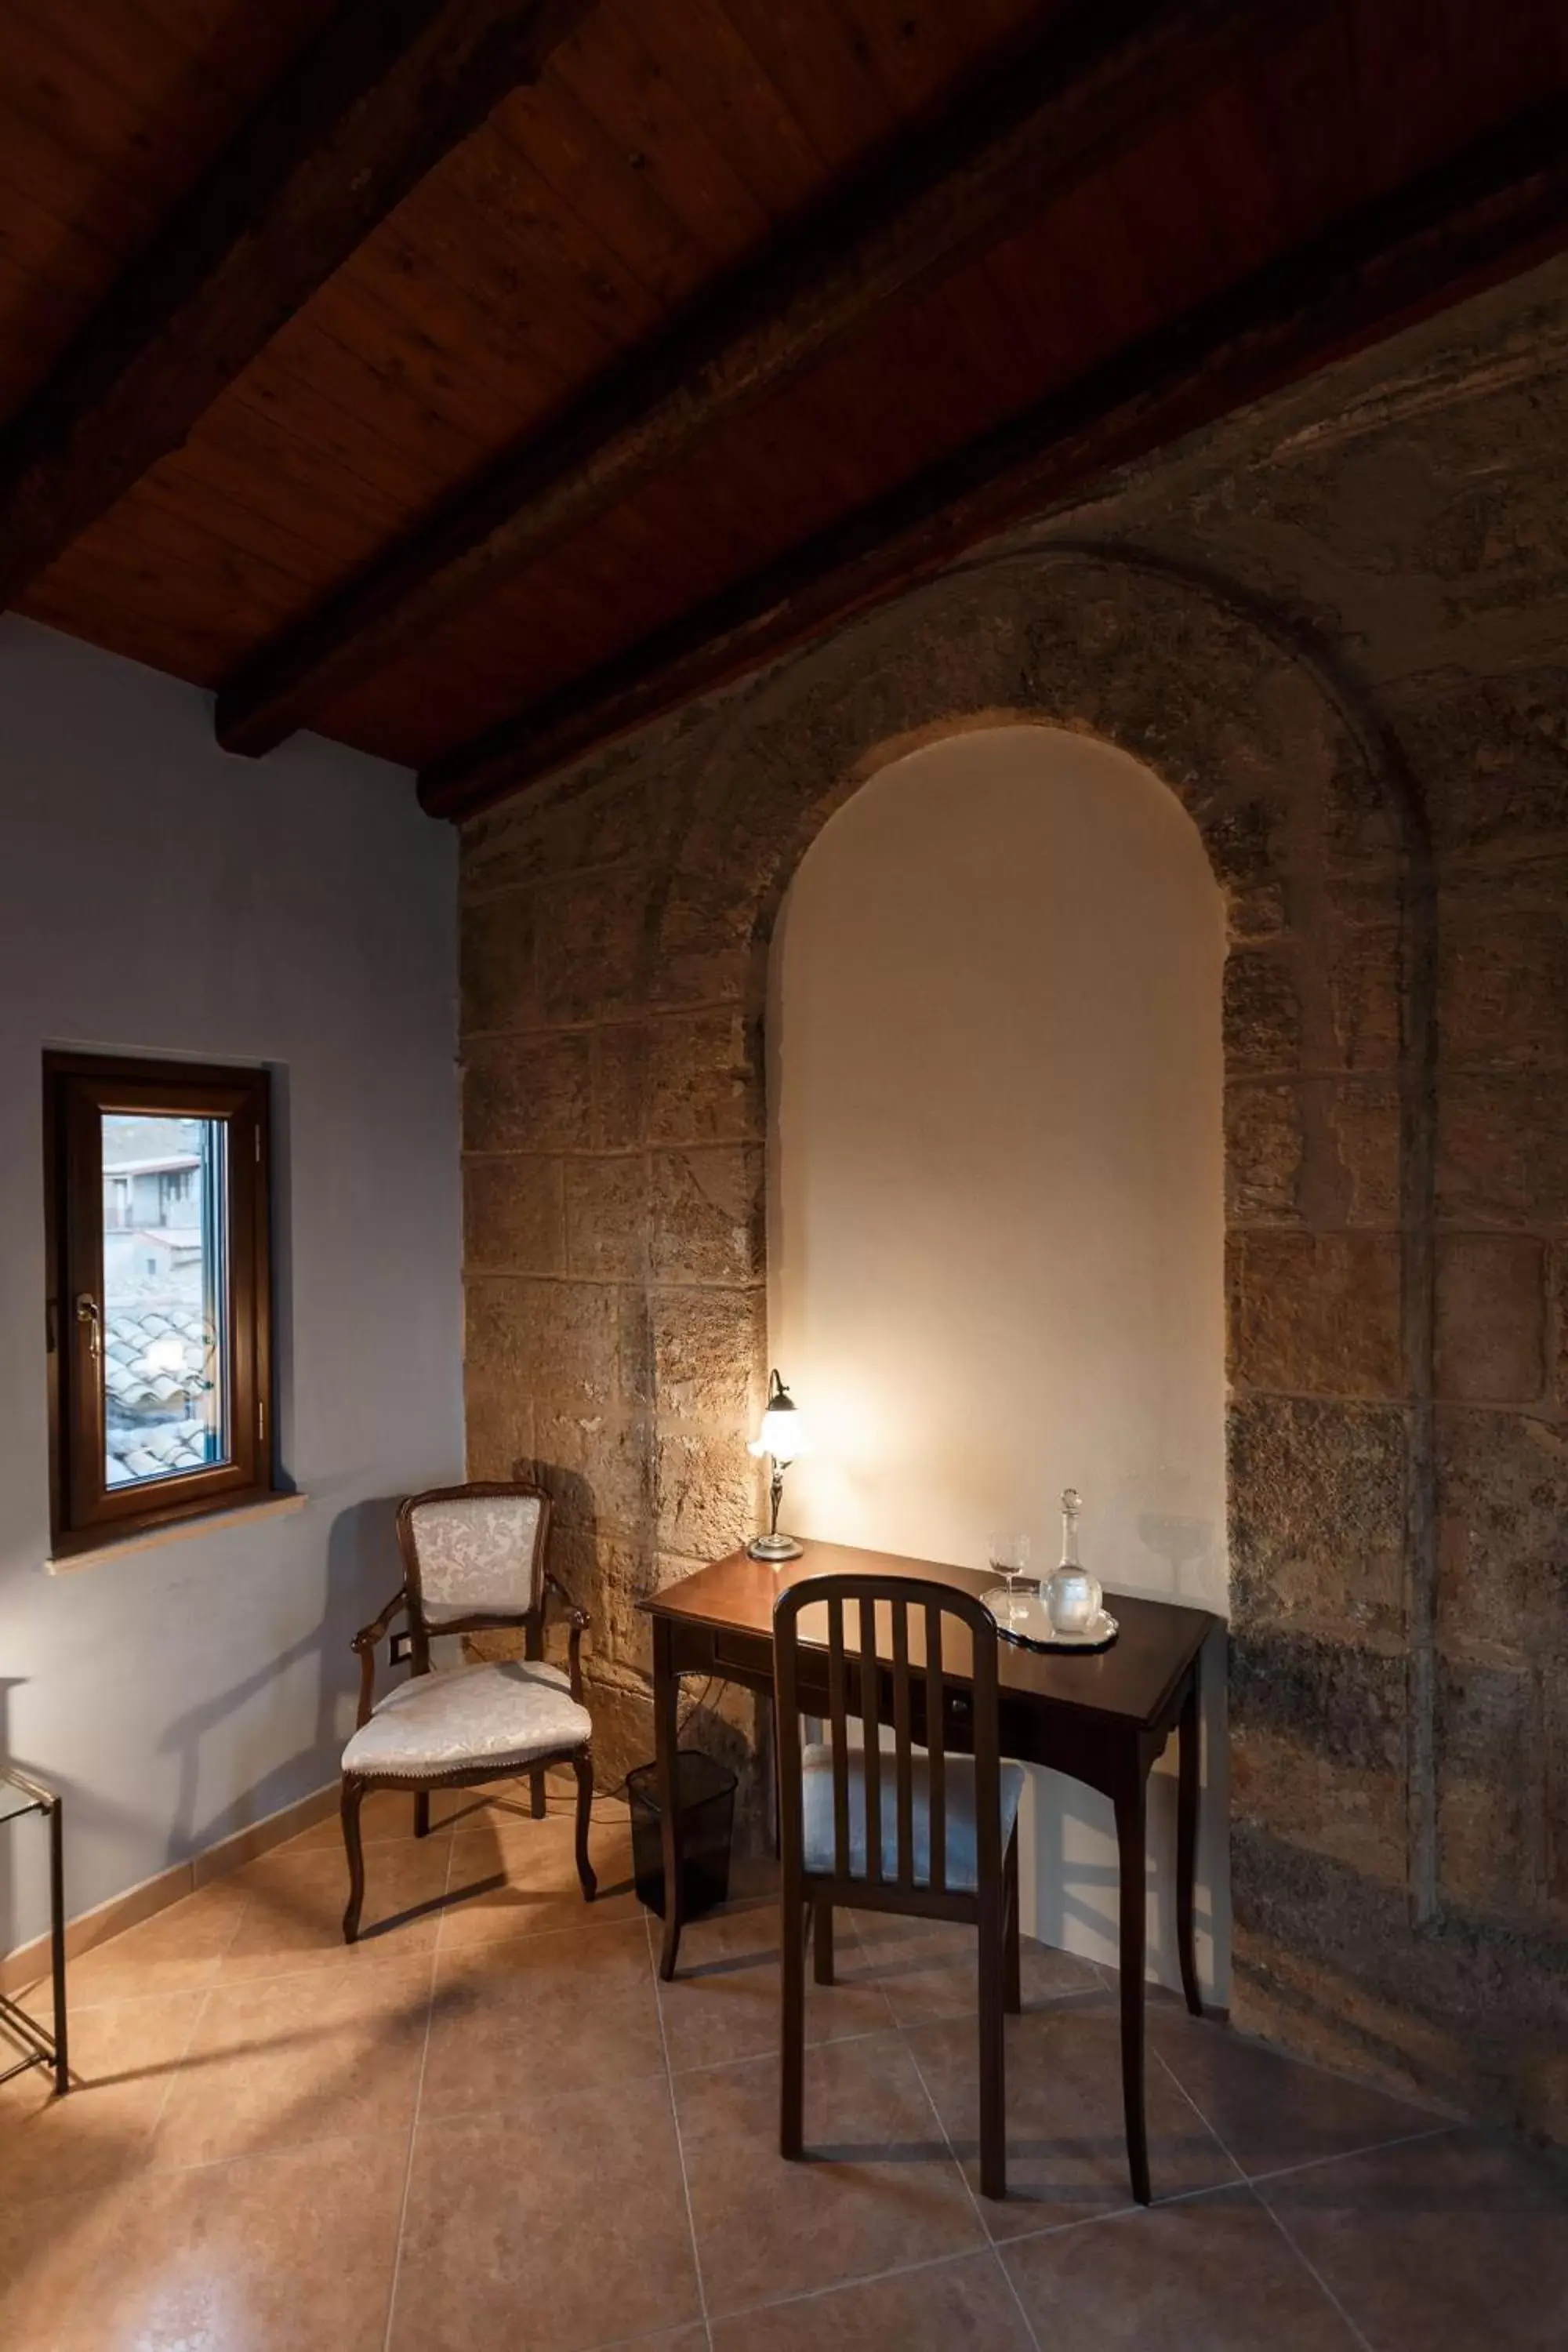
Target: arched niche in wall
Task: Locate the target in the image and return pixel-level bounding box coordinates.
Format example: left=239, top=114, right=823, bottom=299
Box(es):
left=766, top=719, right=1229, bottom=1991
left=462, top=540, right=1431, bottom=2066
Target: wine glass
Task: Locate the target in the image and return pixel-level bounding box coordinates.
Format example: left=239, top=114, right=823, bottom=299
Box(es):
left=985, top=1529, right=1033, bottom=1628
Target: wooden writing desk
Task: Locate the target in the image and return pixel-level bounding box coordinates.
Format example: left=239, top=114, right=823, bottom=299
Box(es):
left=642, top=1538, right=1220, bottom=2204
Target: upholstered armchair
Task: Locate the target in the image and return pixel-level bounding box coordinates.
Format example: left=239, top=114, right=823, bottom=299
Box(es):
left=339, top=1479, right=597, bottom=1942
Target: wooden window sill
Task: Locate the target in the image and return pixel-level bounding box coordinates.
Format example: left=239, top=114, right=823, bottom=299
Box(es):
left=47, top=1490, right=308, bottom=1572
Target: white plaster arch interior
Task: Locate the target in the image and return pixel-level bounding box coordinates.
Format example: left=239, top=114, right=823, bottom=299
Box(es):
left=764, top=718, right=1230, bottom=1996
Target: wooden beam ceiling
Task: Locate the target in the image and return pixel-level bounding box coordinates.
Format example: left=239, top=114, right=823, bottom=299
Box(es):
left=213, top=0, right=1321, bottom=760
left=418, top=96, right=1568, bottom=822
left=0, top=0, right=595, bottom=613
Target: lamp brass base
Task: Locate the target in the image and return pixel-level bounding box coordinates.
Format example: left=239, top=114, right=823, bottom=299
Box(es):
left=747, top=1533, right=803, bottom=1562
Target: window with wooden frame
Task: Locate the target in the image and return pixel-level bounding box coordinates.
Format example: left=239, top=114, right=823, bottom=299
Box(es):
left=44, top=1053, right=273, bottom=1558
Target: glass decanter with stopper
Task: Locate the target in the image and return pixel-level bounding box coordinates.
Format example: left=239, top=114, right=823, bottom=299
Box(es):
left=1044, top=1487, right=1103, bottom=1637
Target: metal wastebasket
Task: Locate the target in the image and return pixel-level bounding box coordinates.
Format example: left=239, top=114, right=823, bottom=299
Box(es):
left=626, top=1749, right=737, bottom=1922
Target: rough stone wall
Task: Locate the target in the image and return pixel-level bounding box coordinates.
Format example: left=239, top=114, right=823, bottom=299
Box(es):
left=459, top=256, right=1568, bottom=2140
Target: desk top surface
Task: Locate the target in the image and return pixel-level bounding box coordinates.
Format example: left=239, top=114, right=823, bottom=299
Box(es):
left=643, top=1540, right=1220, bottom=1733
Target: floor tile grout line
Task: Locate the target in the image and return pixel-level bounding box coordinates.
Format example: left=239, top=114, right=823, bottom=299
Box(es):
left=1149, top=2039, right=1247, bottom=2188
left=1258, top=2194, right=1378, bottom=2352
left=644, top=1907, right=713, bottom=2344
left=1240, top=2122, right=1458, bottom=2193
left=896, top=2020, right=1044, bottom=2352
left=378, top=1835, right=450, bottom=2352
left=1149, top=2042, right=1376, bottom=2352
left=43, top=1865, right=263, bottom=2020
left=127, top=1884, right=254, bottom=2143
left=140, top=1978, right=217, bottom=2148
left=1145, top=2032, right=1464, bottom=2190
left=668, top=2020, right=901, bottom=2078
left=705, top=2232, right=1042, bottom=2330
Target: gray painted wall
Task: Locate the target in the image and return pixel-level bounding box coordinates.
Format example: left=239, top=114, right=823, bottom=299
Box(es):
left=0, top=616, right=463, bottom=1952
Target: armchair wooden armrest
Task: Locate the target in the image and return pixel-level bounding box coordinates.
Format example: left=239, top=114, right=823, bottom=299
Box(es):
left=544, top=1567, right=590, bottom=1704
left=350, top=1589, right=408, bottom=1728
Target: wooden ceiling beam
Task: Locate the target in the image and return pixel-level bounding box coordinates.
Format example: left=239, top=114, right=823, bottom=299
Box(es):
left=215, top=0, right=1325, bottom=757
left=419, top=98, right=1568, bottom=822
left=0, top=0, right=596, bottom=612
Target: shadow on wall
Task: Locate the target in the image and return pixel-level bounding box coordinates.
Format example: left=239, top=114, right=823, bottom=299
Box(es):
left=0, top=1679, right=27, bottom=1959
left=154, top=1495, right=408, bottom=1854
left=1, top=1499, right=405, bottom=1957
left=465, top=1449, right=768, bottom=1840
left=1027, top=1618, right=1230, bottom=1999
left=1233, top=1824, right=1568, bottom=2143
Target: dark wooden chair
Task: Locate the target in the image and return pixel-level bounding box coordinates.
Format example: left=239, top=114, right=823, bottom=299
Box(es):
left=339, top=1479, right=597, bottom=1943
left=773, top=1572, right=1024, bottom=2198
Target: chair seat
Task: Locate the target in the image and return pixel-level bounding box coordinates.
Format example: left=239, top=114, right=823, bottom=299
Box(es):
left=801, top=1735, right=1024, bottom=1892
left=342, top=1658, right=592, bottom=1780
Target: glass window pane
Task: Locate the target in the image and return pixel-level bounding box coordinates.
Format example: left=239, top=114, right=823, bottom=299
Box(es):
left=101, top=1112, right=229, bottom=1490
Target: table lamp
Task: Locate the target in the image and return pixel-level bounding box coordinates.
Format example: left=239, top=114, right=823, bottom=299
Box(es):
left=746, top=1369, right=808, bottom=1561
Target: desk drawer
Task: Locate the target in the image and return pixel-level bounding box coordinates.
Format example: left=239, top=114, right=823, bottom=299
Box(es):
left=712, top=1628, right=774, bottom=1683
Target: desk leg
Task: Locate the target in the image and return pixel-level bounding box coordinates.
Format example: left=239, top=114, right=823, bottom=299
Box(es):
left=1114, top=1774, right=1150, bottom=2207
left=49, top=1794, right=68, bottom=2096
left=1176, top=1668, right=1203, bottom=2019
left=652, top=1615, right=685, bottom=1983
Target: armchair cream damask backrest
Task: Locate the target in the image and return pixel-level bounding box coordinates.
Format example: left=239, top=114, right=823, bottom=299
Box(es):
left=398, top=1482, right=550, bottom=1635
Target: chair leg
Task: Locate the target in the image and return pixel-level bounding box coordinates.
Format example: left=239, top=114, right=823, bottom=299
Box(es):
left=780, top=1889, right=806, bottom=2160
left=977, top=1889, right=1008, bottom=2199
left=813, top=1895, right=835, bottom=1986
left=340, top=1777, right=368, bottom=1945
left=530, top=1768, right=547, bottom=1820
left=413, top=1791, right=430, bottom=1839
left=1004, top=1828, right=1022, bottom=2014
left=572, top=1753, right=597, bottom=1902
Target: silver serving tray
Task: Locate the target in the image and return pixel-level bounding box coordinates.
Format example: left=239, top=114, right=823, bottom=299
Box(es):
left=981, top=1587, right=1120, bottom=1654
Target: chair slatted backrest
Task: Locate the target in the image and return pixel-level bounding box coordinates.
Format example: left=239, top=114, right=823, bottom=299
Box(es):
left=773, top=1573, right=1003, bottom=1907
left=397, top=1480, right=551, bottom=1672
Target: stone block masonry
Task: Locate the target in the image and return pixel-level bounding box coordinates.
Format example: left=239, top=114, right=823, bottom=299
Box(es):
left=459, top=257, right=1568, bottom=2143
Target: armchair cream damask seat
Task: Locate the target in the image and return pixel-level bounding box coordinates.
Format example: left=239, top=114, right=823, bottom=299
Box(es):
left=339, top=1480, right=597, bottom=1943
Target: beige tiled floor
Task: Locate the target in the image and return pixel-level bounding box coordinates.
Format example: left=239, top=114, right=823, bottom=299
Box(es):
left=4, top=1783, right=1566, bottom=2350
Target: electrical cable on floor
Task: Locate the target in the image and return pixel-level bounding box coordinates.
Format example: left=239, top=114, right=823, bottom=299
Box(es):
left=526, top=1671, right=732, bottom=1813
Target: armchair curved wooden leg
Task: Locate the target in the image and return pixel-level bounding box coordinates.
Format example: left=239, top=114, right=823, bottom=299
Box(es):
left=572, top=1752, right=597, bottom=1902
left=340, top=1777, right=368, bottom=1945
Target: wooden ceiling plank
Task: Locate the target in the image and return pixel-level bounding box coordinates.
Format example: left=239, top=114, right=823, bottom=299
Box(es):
left=619, top=0, right=837, bottom=220
left=253, top=304, right=497, bottom=474
left=125, top=0, right=337, bottom=108
left=835, top=0, right=1057, bottom=125
left=216, top=0, right=1326, bottom=757
left=0, top=176, right=118, bottom=301
left=440, top=120, right=670, bottom=347
left=0, top=89, right=179, bottom=271
left=1243, top=1, right=1363, bottom=246
left=226, top=364, right=470, bottom=525
left=129, top=447, right=389, bottom=590
left=550, top=2, right=780, bottom=257
left=318, top=249, right=579, bottom=451
left=717, top=0, right=906, bottom=172
left=493, top=74, right=717, bottom=312
left=151, top=423, right=409, bottom=578
left=0, top=267, right=92, bottom=419
left=419, top=93, right=1568, bottom=820
left=367, top=172, right=637, bottom=403
left=0, top=0, right=598, bottom=608
left=23, top=500, right=306, bottom=672
left=5, top=0, right=242, bottom=119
